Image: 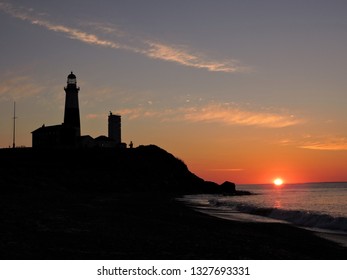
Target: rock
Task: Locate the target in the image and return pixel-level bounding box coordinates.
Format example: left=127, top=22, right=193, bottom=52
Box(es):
left=220, top=181, right=236, bottom=193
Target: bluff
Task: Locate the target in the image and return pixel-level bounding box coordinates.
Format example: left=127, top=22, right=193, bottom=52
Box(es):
left=0, top=145, right=239, bottom=194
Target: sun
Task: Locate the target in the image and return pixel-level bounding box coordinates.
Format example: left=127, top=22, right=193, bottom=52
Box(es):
left=273, top=178, right=284, bottom=186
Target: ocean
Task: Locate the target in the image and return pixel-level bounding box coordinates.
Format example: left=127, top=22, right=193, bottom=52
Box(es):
left=181, top=182, right=347, bottom=244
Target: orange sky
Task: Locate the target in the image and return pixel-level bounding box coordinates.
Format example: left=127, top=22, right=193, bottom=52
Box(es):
left=120, top=119, right=347, bottom=184
left=1, top=1, right=347, bottom=184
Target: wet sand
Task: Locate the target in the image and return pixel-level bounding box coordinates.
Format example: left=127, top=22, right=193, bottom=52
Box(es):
left=1, top=188, right=346, bottom=260
left=315, top=232, right=347, bottom=248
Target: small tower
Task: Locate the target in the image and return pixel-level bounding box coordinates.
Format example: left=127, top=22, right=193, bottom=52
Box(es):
left=63, top=72, right=81, bottom=137
left=108, top=112, right=121, bottom=144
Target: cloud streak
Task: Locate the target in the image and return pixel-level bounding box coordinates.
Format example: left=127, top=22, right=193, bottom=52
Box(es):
left=0, top=75, right=44, bottom=101
left=118, top=103, right=303, bottom=128
left=209, top=168, right=245, bottom=172
left=299, top=137, right=347, bottom=151
left=0, top=2, right=122, bottom=49
left=144, top=41, right=243, bottom=73
left=180, top=104, right=302, bottom=128
left=0, top=2, right=245, bottom=73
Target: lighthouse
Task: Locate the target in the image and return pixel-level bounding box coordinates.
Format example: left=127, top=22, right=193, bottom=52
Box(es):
left=32, top=71, right=125, bottom=148
left=63, top=71, right=81, bottom=137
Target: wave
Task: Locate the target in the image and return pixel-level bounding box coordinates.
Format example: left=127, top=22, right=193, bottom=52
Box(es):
left=209, top=199, right=347, bottom=233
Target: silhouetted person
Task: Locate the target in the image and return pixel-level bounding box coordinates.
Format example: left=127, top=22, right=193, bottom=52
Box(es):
left=129, top=141, right=133, bottom=148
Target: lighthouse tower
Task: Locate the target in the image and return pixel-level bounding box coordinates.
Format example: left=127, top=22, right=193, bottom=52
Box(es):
left=63, top=72, right=81, bottom=137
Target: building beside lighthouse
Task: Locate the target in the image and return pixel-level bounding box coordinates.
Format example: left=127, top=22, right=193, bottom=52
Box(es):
left=108, top=112, right=121, bottom=145
left=32, top=72, right=125, bottom=148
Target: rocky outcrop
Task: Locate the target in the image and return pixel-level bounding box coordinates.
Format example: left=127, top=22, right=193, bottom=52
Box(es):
left=220, top=181, right=236, bottom=193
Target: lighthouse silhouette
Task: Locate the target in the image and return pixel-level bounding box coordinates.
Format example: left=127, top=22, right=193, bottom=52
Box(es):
left=32, top=71, right=124, bottom=148
left=63, top=71, right=81, bottom=137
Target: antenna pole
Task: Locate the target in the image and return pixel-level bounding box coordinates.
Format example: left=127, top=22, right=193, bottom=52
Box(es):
left=12, top=101, right=17, bottom=148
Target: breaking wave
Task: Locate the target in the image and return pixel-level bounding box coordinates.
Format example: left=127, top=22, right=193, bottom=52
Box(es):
left=209, top=199, right=347, bottom=233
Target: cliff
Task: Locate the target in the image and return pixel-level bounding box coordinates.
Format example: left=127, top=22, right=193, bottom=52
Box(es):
left=0, top=145, right=239, bottom=194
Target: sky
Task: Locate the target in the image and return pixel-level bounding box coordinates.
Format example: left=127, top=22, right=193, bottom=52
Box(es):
left=1, top=0, right=347, bottom=184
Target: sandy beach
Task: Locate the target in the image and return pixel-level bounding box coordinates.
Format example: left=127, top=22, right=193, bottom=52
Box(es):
left=1, top=187, right=346, bottom=260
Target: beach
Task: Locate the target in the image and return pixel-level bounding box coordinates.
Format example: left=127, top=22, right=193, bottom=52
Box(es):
left=0, top=147, right=346, bottom=260
left=1, top=187, right=346, bottom=260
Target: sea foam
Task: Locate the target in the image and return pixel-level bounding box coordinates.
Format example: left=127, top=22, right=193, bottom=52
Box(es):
left=209, top=199, right=347, bottom=233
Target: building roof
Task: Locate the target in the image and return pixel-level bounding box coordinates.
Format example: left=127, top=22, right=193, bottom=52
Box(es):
left=31, top=124, right=63, bottom=134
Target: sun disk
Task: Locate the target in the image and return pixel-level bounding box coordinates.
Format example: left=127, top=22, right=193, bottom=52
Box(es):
left=274, top=178, right=284, bottom=186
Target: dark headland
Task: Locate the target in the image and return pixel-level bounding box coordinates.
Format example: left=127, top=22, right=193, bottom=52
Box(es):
left=0, top=146, right=346, bottom=259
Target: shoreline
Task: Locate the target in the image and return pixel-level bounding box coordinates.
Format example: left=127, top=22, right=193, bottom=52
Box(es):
left=180, top=196, right=347, bottom=248
left=1, top=188, right=346, bottom=259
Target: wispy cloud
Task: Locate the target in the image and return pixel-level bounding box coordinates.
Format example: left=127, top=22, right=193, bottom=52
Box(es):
left=117, top=107, right=176, bottom=120
left=209, top=168, right=245, bottom=172
left=299, top=137, right=347, bottom=151
left=0, top=75, right=44, bottom=101
left=0, top=2, right=246, bottom=73
left=144, top=41, right=243, bottom=73
left=118, top=103, right=303, bottom=128
left=0, top=2, right=122, bottom=49
left=278, top=134, right=347, bottom=151
left=85, top=114, right=100, bottom=120
left=180, top=103, right=303, bottom=128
